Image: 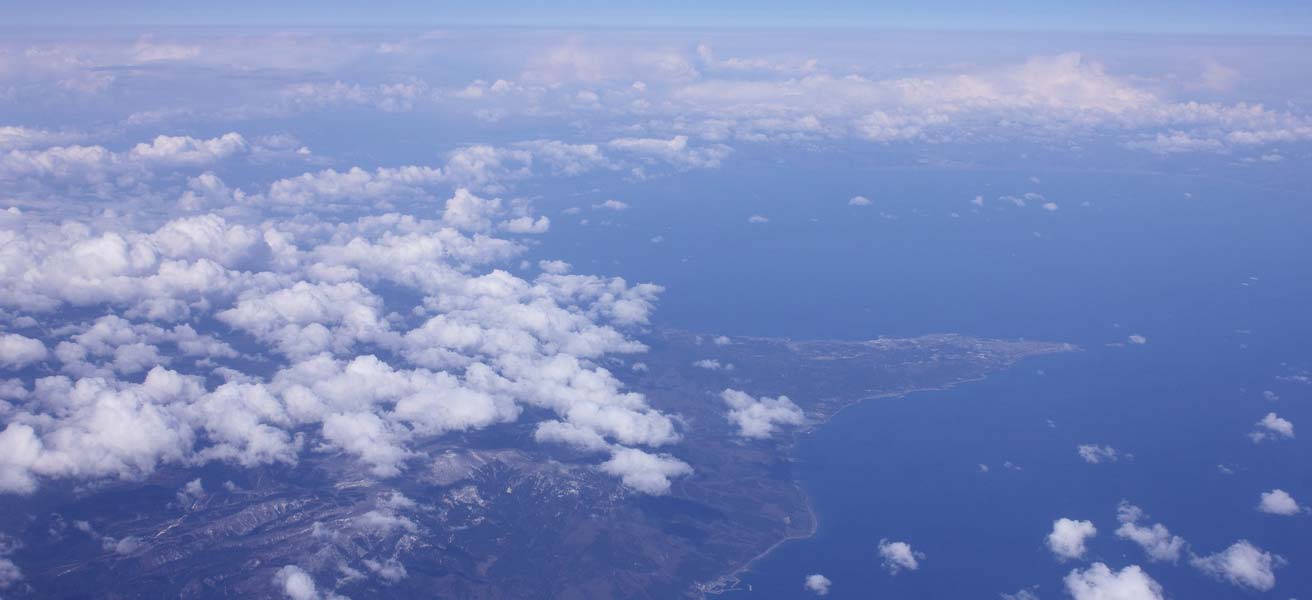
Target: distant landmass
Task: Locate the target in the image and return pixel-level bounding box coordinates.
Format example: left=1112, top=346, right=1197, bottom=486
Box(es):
left=1, top=330, right=1074, bottom=599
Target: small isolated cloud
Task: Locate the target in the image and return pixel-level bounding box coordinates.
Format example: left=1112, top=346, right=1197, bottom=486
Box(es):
left=849, top=195, right=871, bottom=206
left=1000, top=587, right=1040, bottom=600
left=693, top=359, right=732, bottom=370
left=352, top=509, right=419, bottom=536
left=592, top=199, right=629, bottom=211
left=1042, top=202, right=1059, bottom=211
left=1115, top=501, right=1186, bottom=562
left=878, top=538, right=924, bottom=574
left=1190, top=540, right=1285, bottom=591
left=1127, top=334, right=1147, bottom=345
left=1249, top=412, right=1294, bottom=442
left=1257, top=489, right=1305, bottom=515
left=105, top=536, right=143, bottom=555
left=598, top=447, right=693, bottom=495
left=804, top=573, right=832, bottom=595
left=1064, top=563, right=1164, bottom=600
left=176, top=477, right=205, bottom=505
left=274, top=564, right=342, bottom=600
left=747, top=214, right=769, bottom=223
left=1048, top=518, right=1097, bottom=561
left=720, top=388, right=805, bottom=439
left=1077, top=444, right=1125, bottom=464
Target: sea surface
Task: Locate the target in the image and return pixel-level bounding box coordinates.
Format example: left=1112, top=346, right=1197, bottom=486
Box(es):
left=532, top=148, right=1312, bottom=598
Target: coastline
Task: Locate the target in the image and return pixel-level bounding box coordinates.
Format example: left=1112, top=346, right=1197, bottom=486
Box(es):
left=696, top=481, right=818, bottom=596
left=693, top=376, right=988, bottom=597
left=690, top=345, right=1078, bottom=598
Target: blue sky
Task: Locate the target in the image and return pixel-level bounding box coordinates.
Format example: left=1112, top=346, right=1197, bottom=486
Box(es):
left=3, top=0, right=1311, bottom=34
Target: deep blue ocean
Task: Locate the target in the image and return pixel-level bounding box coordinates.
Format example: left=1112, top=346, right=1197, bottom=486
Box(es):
left=529, top=147, right=1312, bottom=598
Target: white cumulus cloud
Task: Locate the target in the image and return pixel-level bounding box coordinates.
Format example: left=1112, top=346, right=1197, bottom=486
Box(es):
left=1064, top=563, right=1164, bottom=600
left=720, top=388, right=805, bottom=439
left=1189, top=540, right=1285, bottom=591
left=878, top=538, right=924, bottom=574
left=1048, top=518, right=1097, bottom=561
left=1257, top=489, right=1305, bottom=515
left=1114, top=502, right=1186, bottom=562
left=804, top=573, right=832, bottom=595
left=1249, top=412, right=1294, bottom=442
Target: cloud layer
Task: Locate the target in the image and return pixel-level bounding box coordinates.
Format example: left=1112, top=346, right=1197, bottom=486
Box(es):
left=0, top=184, right=690, bottom=496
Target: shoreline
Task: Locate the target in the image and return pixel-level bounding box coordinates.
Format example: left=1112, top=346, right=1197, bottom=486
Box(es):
left=693, top=375, right=991, bottom=597
left=690, top=346, right=1078, bottom=598
left=697, top=481, right=818, bottom=596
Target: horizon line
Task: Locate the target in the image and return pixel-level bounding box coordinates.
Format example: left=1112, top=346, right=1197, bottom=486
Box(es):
left=2, top=23, right=1310, bottom=39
